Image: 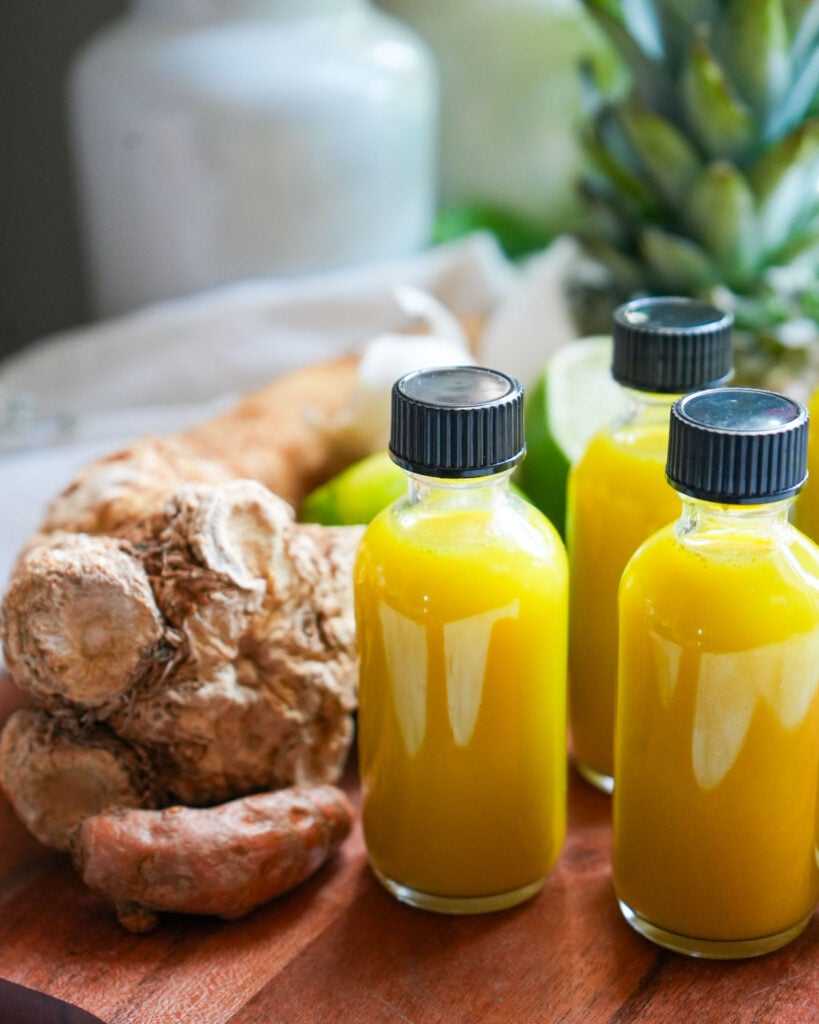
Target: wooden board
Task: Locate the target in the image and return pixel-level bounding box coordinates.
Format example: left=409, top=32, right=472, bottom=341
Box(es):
left=0, top=741, right=816, bottom=1024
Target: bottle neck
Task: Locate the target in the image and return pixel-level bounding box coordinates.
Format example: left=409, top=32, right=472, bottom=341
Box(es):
left=676, top=494, right=796, bottom=540
left=132, top=0, right=365, bottom=23
left=619, top=387, right=679, bottom=428
left=405, top=467, right=515, bottom=508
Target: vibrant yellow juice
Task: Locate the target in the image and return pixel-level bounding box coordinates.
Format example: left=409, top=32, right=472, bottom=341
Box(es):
left=355, top=487, right=568, bottom=907
left=568, top=416, right=680, bottom=785
left=794, top=388, right=819, bottom=544
left=614, top=512, right=819, bottom=949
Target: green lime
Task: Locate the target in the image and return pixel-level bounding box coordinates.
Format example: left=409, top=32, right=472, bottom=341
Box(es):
left=300, top=450, right=406, bottom=525
left=517, top=336, right=624, bottom=536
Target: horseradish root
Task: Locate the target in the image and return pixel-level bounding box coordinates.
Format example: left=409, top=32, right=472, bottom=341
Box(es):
left=39, top=355, right=362, bottom=540
left=71, top=785, right=354, bottom=932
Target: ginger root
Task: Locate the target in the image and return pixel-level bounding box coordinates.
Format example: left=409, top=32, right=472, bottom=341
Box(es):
left=1, top=480, right=361, bottom=850
left=71, top=785, right=353, bottom=932
left=1, top=356, right=368, bottom=862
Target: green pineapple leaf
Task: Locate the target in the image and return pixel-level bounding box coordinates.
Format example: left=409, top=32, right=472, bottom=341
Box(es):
left=776, top=224, right=819, bottom=272
left=749, top=119, right=819, bottom=257
left=620, top=0, right=665, bottom=60
left=785, top=0, right=819, bottom=50
left=620, top=103, right=702, bottom=202
left=577, top=179, right=631, bottom=246
left=582, top=113, right=662, bottom=217
left=768, top=47, right=819, bottom=142
left=581, top=0, right=670, bottom=109
left=640, top=226, right=719, bottom=291
left=686, top=161, right=758, bottom=283
left=723, top=0, right=790, bottom=120
left=580, top=236, right=646, bottom=290
left=680, top=36, right=757, bottom=161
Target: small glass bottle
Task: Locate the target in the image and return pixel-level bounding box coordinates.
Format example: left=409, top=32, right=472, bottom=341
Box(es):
left=355, top=365, right=568, bottom=913
left=567, top=297, right=734, bottom=793
left=614, top=388, right=819, bottom=958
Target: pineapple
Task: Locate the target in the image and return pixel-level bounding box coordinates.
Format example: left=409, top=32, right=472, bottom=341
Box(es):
left=575, top=0, right=819, bottom=394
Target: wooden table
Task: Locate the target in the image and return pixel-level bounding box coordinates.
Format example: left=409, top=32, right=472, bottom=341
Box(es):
left=1, top=738, right=816, bottom=1024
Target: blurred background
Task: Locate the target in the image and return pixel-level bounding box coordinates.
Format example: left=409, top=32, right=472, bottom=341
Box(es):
left=1, top=1, right=126, bottom=360
left=2, top=1, right=817, bottom=395
left=0, top=0, right=598, bottom=361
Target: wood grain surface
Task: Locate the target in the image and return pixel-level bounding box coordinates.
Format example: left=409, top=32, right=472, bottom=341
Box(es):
left=1, top=729, right=817, bottom=1024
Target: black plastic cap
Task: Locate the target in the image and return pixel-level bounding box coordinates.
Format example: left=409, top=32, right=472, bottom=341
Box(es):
left=667, top=388, right=809, bottom=504
left=389, top=365, right=525, bottom=478
left=612, top=296, right=734, bottom=393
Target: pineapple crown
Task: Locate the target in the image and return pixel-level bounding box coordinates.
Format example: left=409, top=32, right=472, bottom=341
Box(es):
left=578, top=0, right=819, bottom=389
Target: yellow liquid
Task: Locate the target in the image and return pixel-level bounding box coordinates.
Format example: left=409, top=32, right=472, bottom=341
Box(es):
left=794, top=389, right=819, bottom=544
left=614, top=514, right=819, bottom=951
left=355, top=488, right=568, bottom=908
left=567, top=420, right=680, bottom=785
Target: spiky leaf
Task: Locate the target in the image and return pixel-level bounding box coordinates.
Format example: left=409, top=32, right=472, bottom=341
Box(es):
left=582, top=113, right=662, bottom=217
left=786, top=0, right=819, bottom=56
left=723, top=0, right=790, bottom=119
left=581, top=237, right=646, bottom=291
left=686, top=162, right=758, bottom=282
left=749, top=119, right=819, bottom=256
left=581, top=0, right=670, bottom=110
left=680, top=37, right=757, bottom=161
left=620, top=0, right=665, bottom=60
left=620, top=105, right=702, bottom=202
left=640, top=227, right=719, bottom=291
left=768, top=46, right=819, bottom=142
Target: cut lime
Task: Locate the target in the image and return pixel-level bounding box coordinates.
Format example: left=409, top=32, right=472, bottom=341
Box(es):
left=300, top=450, right=406, bottom=525
left=517, top=335, right=624, bottom=536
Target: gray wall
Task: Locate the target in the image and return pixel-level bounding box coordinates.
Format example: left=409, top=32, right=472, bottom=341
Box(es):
left=0, top=0, right=126, bottom=360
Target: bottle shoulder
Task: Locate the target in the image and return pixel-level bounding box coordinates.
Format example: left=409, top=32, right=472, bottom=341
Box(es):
left=358, top=489, right=567, bottom=569
left=622, top=516, right=819, bottom=590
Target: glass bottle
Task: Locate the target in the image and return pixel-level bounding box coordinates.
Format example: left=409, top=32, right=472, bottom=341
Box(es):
left=794, top=386, right=819, bottom=544
left=68, top=0, right=437, bottom=317
left=567, top=297, right=734, bottom=793
left=614, top=387, right=819, bottom=958
left=355, top=365, right=568, bottom=913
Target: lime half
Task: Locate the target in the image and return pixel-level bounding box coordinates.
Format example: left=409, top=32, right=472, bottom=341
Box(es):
left=517, top=336, right=624, bottom=536
left=300, top=450, right=406, bottom=525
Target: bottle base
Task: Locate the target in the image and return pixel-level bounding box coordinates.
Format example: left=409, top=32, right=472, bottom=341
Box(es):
left=372, top=867, right=545, bottom=915
left=573, top=758, right=614, bottom=795
left=618, top=899, right=813, bottom=959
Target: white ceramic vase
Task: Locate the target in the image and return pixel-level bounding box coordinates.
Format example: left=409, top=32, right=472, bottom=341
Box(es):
left=69, top=0, right=438, bottom=317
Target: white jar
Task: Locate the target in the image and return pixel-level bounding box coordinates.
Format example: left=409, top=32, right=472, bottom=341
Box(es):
left=69, top=0, right=438, bottom=317
left=376, top=0, right=603, bottom=231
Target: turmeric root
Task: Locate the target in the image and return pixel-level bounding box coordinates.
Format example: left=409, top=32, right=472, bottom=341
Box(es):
left=71, top=785, right=354, bottom=932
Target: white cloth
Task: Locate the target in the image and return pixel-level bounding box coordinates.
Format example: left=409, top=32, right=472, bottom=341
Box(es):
left=0, top=233, right=578, bottom=590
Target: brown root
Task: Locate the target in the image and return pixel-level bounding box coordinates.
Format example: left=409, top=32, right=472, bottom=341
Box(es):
left=0, top=708, right=151, bottom=851
left=1, top=534, right=174, bottom=716
left=72, top=785, right=354, bottom=931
